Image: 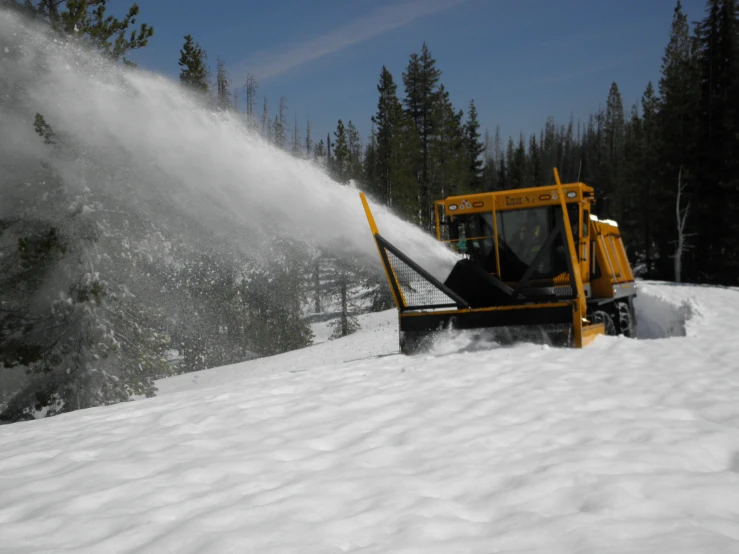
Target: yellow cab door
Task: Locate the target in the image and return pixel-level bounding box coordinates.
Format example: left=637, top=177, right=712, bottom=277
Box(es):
left=579, top=204, right=591, bottom=285
left=565, top=202, right=590, bottom=285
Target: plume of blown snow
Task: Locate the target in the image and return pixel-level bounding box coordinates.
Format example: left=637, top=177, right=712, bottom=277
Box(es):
left=0, top=9, right=459, bottom=281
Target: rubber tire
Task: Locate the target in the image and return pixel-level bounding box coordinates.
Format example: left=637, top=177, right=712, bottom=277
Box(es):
left=616, top=301, right=635, bottom=338
left=591, top=310, right=617, bottom=336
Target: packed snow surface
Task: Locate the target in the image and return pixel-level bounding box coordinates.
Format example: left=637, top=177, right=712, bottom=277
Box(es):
left=2, top=281, right=739, bottom=553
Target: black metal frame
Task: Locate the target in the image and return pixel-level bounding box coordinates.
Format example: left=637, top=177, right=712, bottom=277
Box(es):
left=399, top=303, right=574, bottom=332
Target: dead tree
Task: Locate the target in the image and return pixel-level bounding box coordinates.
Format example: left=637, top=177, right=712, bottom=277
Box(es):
left=244, top=73, right=258, bottom=121
left=673, top=165, right=694, bottom=283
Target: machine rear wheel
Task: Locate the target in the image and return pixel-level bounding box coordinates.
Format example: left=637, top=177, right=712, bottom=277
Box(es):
left=616, top=301, right=635, bottom=338
left=591, top=310, right=617, bottom=336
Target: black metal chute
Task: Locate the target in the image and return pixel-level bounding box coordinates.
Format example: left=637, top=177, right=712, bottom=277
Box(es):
left=442, top=259, right=515, bottom=308
left=373, top=234, right=469, bottom=311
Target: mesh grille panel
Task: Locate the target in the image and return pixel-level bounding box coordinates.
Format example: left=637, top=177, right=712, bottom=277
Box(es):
left=553, top=284, right=575, bottom=297
left=385, top=249, right=457, bottom=308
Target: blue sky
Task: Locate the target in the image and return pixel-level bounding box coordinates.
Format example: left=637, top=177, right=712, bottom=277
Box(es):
left=120, top=0, right=707, bottom=149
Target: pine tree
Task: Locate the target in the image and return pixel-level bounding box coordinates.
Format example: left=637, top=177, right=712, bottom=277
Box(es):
left=0, top=189, right=182, bottom=422
left=272, top=115, right=281, bottom=145
left=497, top=155, right=507, bottom=188
left=239, top=247, right=313, bottom=358
left=364, top=127, right=378, bottom=191
left=331, top=268, right=360, bottom=339
left=305, top=118, right=313, bottom=158
left=310, top=255, right=323, bottom=314
left=429, top=85, right=465, bottom=197
left=604, top=82, right=626, bottom=190
left=178, top=35, right=208, bottom=93
left=272, top=96, right=288, bottom=149
left=314, top=138, right=326, bottom=161
left=561, top=117, right=578, bottom=182
left=371, top=66, right=406, bottom=205
left=509, top=134, right=528, bottom=189
left=463, top=99, right=484, bottom=192
left=580, top=110, right=605, bottom=190
left=541, top=116, right=558, bottom=178
left=403, top=42, right=442, bottom=228
left=529, top=133, right=543, bottom=185
left=481, top=129, right=498, bottom=191
left=390, top=113, right=422, bottom=220
left=29, top=0, right=156, bottom=142
left=19, top=0, right=154, bottom=64
left=622, top=103, right=645, bottom=249
left=347, top=121, right=362, bottom=181
left=323, top=258, right=360, bottom=339
left=332, top=119, right=349, bottom=183
left=693, top=0, right=739, bottom=282
left=641, top=82, right=660, bottom=275
left=493, top=125, right=503, bottom=165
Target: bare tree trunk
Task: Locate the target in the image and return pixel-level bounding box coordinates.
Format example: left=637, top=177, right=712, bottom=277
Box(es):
left=245, top=73, right=258, bottom=120
left=326, top=132, right=332, bottom=171
left=339, top=270, right=348, bottom=337
left=292, top=112, right=300, bottom=156
left=305, top=119, right=312, bottom=158
left=261, top=96, right=268, bottom=136
left=313, top=260, right=321, bottom=314
left=674, top=165, right=690, bottom=283
left=278, top=97, right=288, bottom=150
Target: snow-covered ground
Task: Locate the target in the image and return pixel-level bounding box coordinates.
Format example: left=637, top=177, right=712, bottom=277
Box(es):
left=2, top=281, right=739, bottom=553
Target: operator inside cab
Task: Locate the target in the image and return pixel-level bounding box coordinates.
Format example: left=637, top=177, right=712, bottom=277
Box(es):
left=516, top=210, right=544, bottom=263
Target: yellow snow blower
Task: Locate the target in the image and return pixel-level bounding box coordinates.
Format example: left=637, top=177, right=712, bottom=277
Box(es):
left=360, top=169, right=636, bottom=353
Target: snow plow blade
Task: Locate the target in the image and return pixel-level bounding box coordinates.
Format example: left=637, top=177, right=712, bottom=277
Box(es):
left=360, top=188, right=606, bottom=354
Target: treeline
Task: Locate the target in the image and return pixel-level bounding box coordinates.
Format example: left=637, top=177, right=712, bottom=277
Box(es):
left=454, top=0, right=738, bottom=285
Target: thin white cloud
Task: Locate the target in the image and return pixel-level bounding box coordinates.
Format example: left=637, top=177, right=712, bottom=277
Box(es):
left=242, top=0, right=466, bottom=81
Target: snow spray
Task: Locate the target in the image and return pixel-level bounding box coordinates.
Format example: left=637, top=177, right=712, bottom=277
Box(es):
left=0, top=9, right=458, bottom=281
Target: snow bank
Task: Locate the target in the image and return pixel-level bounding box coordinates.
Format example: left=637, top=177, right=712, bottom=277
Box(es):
left=2, top=281, right=739, bottom=553
left=634, top=283, right=696, bottom=339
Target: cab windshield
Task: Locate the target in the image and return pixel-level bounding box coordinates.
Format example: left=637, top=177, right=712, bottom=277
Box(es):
left=446, top=206, right=577, bottom=282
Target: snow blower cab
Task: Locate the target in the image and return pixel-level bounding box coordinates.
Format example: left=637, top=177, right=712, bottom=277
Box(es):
left=360, top=168, right=637, bottom=354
